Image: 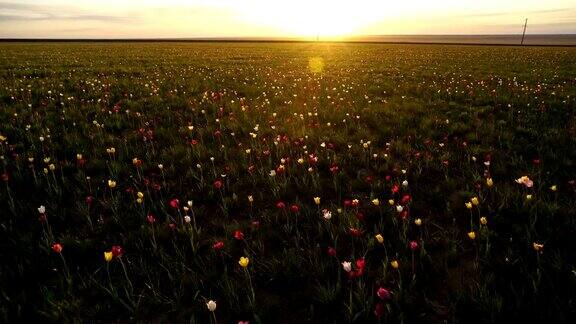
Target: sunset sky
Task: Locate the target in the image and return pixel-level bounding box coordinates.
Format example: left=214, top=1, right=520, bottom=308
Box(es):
left=1, top=0, right=575, bottom=38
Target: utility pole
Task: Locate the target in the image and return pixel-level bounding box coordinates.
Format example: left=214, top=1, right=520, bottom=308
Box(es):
left=521, top=18, right=528, bottom=45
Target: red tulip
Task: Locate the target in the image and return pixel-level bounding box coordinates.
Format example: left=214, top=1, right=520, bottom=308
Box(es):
left=111, top=245, right=123, bottom=258
left=401, top=194, right=411, bottom=205
left=51, top=243, right=63, bottom=253
left=356, top=258, right=366, bottom=270
left=233, top=230, right=244, bottom=241
left=392, top=184, right=399, bottom=193
left=400, top=210, right=409, bottom=220
left=374, top=302, right=385, bottom=319
left=349, top=228, right=362, bottom=237
left=410, top=241, right=419, bottom=251
left=276, top=201, right=286, bottom=209
left=213, top=179, right=223, bottom=190
left=85, top=195, right=94, bottom=205
left=327, top=247, right=337, bottom=257
left=329, top=164, right=339, bottom=174
left=290, top=204, right=300, bottom=213
left=147, top=214, right=156, bottom=224
left=169, top=199, right=179, bottom=209
left=213, top=241, right=225, bottom=250
left=377, top=287, right=391, bottom=300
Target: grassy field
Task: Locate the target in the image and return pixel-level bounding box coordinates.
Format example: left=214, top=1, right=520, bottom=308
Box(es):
left=0, top=42, right=575, bottom=323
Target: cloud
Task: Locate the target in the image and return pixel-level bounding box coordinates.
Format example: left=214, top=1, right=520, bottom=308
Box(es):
left=0, top=1, right=133, bottom=22
left=461, top=7, right=575, bottom=18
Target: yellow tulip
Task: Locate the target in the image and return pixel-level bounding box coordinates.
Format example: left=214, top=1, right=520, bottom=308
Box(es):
left=471, top=197, right=479, bottom=206
left=465, top=202, right=473, bottom=209
left=108, top=180, right=117, bottom=188
left=313, top=197, right=321, bottom=205
left=533, top=242, right=544, bottom=252
left=414, top=218, right=422, bottom=226
left=137, top=192, right=144, bottom=199
left=467, top=231, right=476, bottom=240
left=388, top=199, right=395, bottom=206
left=372, top=199, right=380, bottom=206
left=375, top=234, right=384, bottom=244
left=486, top=178, right=493, bottom=187
left=550, top=185, right=557, bottom=192
left=390, top=260, right=399, bottom=269
left=104, top=251, right=113, bottom=262
left=480, top=217, right=487, bottom=225
left=526, top=194, right=533, bottom=201
left=239, top=256, right=250, bottom=268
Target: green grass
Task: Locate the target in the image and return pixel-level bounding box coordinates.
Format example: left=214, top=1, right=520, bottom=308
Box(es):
left=0, top=42, right=575, bottom=323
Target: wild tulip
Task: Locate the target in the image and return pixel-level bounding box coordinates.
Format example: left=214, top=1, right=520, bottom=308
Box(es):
left=342, top=261, right=352, bottom=272
left=233, top=230, right=244, bottom=240
left=239, top=256, right=250, bottom=268
left=516, top=176, right=534, bottom=188
left=377, top=287, right=391, bottom=300
left=111, top=245, right=123, bottom=257
left=52, top=243, right=63, bottom=253
left=169, top=199, right=179, bottom=209
left=486, top=178, right=493, bottom=187
left=213, top=241, right=225, bottom=250
left=206, top=300, right=217, bottom=312
left=401, top=194, right=411, bottom=205
left=374, top=302, right=385, bottom=319
left=533, top=242, right=544, bottom=252
left=290, top=204, right=300, bottom=213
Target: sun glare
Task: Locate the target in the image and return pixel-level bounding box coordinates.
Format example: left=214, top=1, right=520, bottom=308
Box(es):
left=235, top=1, right=391, bottom=38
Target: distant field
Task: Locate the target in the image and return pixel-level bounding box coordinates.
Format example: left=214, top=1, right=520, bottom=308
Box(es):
left=352, top=34, right=576, bottom=45
left=0, top=43, right=575, bottom=323
left=3, top=34, right=576, bottom=46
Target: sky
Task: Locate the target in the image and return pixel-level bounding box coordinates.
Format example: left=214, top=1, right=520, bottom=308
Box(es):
left=0, top=0, right=575, bottom=38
